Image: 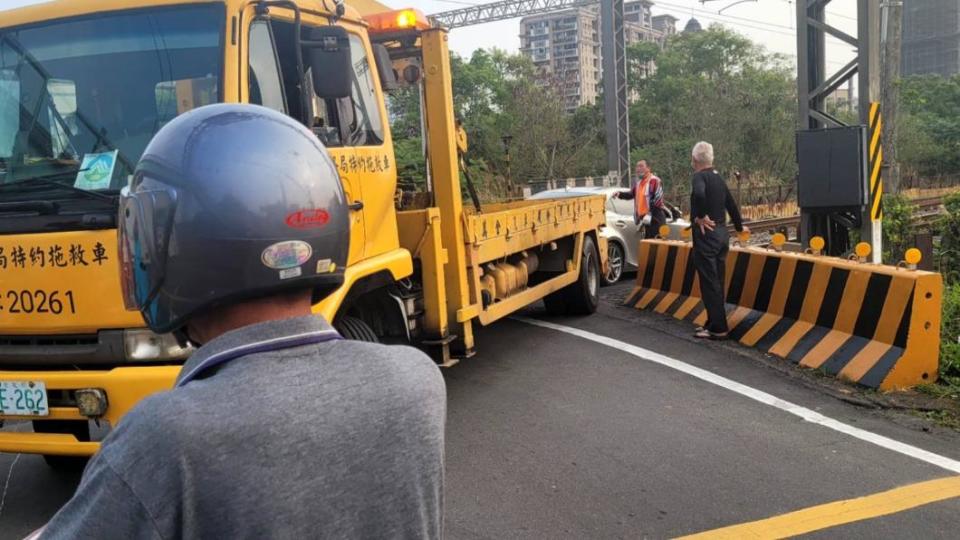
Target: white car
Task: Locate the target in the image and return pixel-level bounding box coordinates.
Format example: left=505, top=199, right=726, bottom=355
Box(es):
left=528, top=186, right=689, bottom=284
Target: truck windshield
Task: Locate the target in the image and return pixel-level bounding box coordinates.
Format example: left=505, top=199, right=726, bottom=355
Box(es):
left=0, top=4, right=224, bottom=191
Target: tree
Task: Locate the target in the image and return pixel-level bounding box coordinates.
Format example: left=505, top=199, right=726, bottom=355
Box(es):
left=898, top=75, right=960, bottom=180
left=626, top=40, right=660, bottom=89
left=626, top=27, right=797, bottom=206
left=390, top=48, right=608, bottom=196
left=390, top=27, right=801, bottom=203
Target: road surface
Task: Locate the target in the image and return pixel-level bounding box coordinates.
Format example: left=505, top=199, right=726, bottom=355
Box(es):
left=2, top=281, right=959, bottom=538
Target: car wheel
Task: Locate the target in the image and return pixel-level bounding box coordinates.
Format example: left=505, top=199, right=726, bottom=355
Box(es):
left=602, top=241, right=624, bottom=285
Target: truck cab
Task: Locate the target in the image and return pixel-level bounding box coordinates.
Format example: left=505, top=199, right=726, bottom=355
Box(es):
left=0, top=0, right=413, bottom=466
left=0, top=0, right=606, bottom=465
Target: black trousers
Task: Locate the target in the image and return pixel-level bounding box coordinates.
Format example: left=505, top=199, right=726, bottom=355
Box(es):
left=692, top=227, right=730, bottom=333
left=642, top=207, right=668, bottom=239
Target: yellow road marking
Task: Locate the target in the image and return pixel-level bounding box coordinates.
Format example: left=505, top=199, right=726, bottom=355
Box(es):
left=677, top=476, right=960, bottom=540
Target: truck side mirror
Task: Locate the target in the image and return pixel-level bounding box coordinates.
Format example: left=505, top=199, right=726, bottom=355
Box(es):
left=301, top=26, right=352, bottom=99
left=372, top=43, right=398, bottom=91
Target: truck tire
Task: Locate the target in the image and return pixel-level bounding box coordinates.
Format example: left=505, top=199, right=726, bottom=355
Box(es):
left=32, top=420, right=90, bottom=471
left=542, top=289, right=570, bottom=315
left=543, top=235, right=601, bottom=316
left=335, top=316, right=379, bottom=342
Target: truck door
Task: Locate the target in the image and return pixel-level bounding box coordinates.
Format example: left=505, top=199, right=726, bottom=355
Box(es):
left=244, top=12, right=365, bottom=264
left=337, top=32, right=398, bottom=260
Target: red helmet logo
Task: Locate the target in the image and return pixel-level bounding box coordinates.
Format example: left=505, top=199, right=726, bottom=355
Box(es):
left=286, top=209, right=330, bottom=229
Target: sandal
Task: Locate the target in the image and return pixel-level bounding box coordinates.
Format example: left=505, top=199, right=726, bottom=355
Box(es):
left=694, top=329, right=729, bottom=340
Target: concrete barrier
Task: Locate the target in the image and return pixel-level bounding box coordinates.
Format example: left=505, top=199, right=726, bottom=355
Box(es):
left=625, top=239, right=943, bottom=390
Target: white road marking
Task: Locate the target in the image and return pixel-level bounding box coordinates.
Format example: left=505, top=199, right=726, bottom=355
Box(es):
left=0, top=453, right=21, bottom=518
left=514, top=316, right=960, bottom=475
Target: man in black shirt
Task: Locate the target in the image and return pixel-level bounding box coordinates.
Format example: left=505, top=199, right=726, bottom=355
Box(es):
left=689, top=141, right=749, bottom=339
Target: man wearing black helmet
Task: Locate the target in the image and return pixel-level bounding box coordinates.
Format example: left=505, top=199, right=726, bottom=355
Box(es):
left=38, top=104, right=446, bottom=539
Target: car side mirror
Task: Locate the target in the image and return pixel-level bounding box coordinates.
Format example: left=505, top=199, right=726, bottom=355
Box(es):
left=301, top=26, right=352, bottom=99
left=372, top=43, right=398, bottom=91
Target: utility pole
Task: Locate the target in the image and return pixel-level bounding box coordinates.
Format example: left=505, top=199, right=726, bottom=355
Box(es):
left=795, top=0, right=881, bottom=262
left=600, top=0, right=630, bottom=186
left=881, top=0, right=903, bottom=194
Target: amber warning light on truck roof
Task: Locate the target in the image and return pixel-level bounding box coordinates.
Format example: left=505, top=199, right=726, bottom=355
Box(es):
left=366, top=8, right=430, bottom=33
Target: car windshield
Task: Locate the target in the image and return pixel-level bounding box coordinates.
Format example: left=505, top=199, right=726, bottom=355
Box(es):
left=0, top=4, right=224, bottom=191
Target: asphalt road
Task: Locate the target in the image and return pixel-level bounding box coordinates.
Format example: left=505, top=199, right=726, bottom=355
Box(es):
left=2, top=281, right=960, bottom=538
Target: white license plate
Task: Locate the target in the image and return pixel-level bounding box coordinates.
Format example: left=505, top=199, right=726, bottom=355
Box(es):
left=0, top=381, right=49, bottom=416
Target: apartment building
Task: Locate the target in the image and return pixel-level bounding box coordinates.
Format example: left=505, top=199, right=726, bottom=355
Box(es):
left=902, top=0, right=960, bottom=76
left=652, top=14, right=679, bottom=37
left=519, top=1, right=674, bottom=112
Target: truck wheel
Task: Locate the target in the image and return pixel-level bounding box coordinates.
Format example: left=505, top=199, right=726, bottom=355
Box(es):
left=32, top=420, right=90, bottom=471
left=565, top=235, right=601, bottom=314
left=542, top=289, right=569, bottom=315
left=335, top=316, right=379, bottom=342
left=543, top=235, right=601, bottom=316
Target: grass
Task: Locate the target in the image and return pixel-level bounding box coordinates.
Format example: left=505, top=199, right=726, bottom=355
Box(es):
left=918, top=409, right=960, bottom=431
left=913, top=375, right=960, bottom=429
left=918, top=376, right=960, bottom=401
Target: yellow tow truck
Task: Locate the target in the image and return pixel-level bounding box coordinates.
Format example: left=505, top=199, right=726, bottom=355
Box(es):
left=0, top=0, right=607, bottom=466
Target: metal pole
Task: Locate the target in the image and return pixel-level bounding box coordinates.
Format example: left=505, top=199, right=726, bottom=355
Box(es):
left=796, top=0, right=827, bottom=250
left=859, top=0, right=882, bottom=263
left=600, top=0, right=629, bottom=186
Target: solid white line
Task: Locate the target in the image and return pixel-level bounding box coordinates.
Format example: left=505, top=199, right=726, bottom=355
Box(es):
left=514, top=316, right=960, bottom=475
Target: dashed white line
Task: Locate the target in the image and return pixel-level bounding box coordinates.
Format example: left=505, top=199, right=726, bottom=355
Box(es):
left=514, top=316, right=960, bottom=475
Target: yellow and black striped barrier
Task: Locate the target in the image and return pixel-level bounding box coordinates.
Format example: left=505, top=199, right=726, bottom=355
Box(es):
left=625, top=238, right=943, bottom=390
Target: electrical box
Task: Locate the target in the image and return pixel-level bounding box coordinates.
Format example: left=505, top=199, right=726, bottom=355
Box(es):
left=796, top=126, right=867, bottom=210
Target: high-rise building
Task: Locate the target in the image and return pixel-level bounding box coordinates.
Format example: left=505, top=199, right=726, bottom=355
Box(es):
left=902, top=0, right=960, bottom=76
left=652, top=14, right=679, bottom=37
left=519, top=1, right=674, bottom=112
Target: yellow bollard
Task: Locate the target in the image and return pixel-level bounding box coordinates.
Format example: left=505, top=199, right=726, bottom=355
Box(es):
left=806, top=236, right=825, bottom=256
left=850, top=242, right=872, bottom=263
left=770, top=233, right=786, bottom=252
left=900, top=248, right=922, bottom=271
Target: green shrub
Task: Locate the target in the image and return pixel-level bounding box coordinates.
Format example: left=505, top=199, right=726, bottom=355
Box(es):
left=941, top=284, right=960, bottom=379
left=939, top=192, right=960, bottom=284
left=882, top=194, right=917, bottom=264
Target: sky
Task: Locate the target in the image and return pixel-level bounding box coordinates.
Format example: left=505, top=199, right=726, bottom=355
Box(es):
left=406, top=0, right=860, bottom=70
left=1, top=0, right=860, bottom=70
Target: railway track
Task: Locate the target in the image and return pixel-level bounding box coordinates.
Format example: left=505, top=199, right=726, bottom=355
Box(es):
left=739, top=193, right=952, bottom=233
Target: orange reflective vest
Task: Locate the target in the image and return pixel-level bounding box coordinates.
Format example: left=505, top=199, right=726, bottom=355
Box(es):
left=635, top=175, right=651, bottom=218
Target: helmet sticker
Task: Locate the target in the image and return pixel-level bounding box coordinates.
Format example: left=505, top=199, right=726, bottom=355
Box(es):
left=316, top=259, right=333, bottom=273
left=261, top=241, right=312, bottom=270
left=279, top=267, right=303, bottom=280
left=286, top=209, right=330, bottom=229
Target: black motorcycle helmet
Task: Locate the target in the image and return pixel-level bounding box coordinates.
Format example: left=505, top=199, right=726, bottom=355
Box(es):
left=119, top=104, right=350, bottom=333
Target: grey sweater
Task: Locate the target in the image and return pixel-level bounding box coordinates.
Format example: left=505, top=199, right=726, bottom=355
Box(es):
left=42, top=315, right=446, bottom=540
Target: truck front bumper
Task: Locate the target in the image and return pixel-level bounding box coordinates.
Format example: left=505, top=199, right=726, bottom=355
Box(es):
left=0, top=366, right=178, bottom=456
